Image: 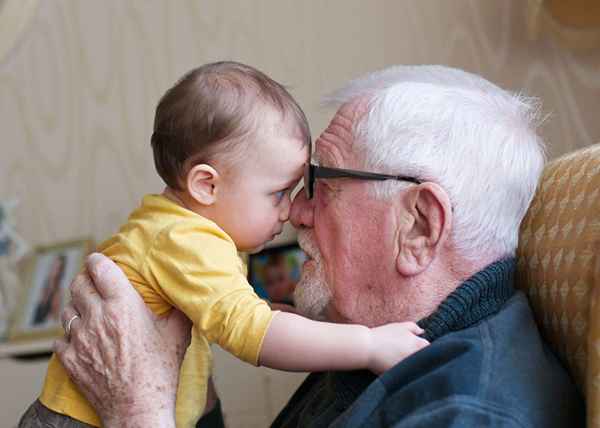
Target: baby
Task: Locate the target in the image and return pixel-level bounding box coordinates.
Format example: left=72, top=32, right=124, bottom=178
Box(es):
left=28, top=62, right=428, bottom=428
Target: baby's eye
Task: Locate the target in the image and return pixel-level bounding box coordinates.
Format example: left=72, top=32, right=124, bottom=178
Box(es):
left=273, top=189, right=288, bottom=204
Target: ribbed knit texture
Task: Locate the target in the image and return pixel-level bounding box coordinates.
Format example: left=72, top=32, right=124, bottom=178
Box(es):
left=271, top=258, right=519, bottom=428
left=418, top=258, right=516, bottom=342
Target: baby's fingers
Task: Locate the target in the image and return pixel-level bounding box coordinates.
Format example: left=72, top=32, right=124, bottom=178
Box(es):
left=412, top=337, right=430, bottom=351
left=399, top=321, right=425, bottom=335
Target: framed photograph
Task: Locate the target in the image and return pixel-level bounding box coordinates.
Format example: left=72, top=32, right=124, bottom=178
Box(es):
left=8, top=239, right=92, bottom=342
left=248, top=242, right=307, bottom=305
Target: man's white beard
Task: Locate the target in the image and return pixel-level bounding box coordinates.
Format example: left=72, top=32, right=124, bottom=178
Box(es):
left=294, top=231, right=332, bottom=321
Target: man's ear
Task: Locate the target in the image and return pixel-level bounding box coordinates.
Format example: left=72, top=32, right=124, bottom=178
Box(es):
left=396, top=183, right=452, bottom=276
left=186, top=164, right=220, bottom=206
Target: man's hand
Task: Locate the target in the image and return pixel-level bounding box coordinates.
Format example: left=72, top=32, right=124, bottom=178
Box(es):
left=53, top=253, right=191, bottom=428
left=367, top=322, right=429, bottom=374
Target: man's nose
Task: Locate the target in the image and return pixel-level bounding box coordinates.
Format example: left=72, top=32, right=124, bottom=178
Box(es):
left=290, top=188, right=314, bottom=228
left=279, top=196, right=292, bottom=222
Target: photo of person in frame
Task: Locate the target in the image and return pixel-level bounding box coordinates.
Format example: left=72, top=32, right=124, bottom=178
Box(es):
left=31, top=253, right=67, bottom=326
left=248, top=243, right=306, bottom=306
left=8, top=239, right=91, bottom=339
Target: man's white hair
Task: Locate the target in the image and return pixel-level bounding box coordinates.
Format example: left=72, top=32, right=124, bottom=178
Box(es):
left=325, top=65, right=546, bottom=261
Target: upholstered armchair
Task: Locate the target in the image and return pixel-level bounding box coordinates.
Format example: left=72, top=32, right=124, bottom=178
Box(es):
left=517, top=143, right=600, bottom=427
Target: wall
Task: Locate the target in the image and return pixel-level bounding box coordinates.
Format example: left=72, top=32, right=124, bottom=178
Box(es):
left=1, top=1, right=599, bottom=426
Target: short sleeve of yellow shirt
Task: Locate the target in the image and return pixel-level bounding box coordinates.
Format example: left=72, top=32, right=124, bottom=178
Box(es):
left=143, top=217, right=274, bottom=365
left=40, top=195, right=275, bottom=427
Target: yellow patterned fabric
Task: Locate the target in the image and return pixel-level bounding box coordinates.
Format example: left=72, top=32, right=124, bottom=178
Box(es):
left=517, top=143, right=600, bottom=427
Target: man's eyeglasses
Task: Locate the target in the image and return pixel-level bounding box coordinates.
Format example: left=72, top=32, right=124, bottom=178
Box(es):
left=303, top=162, right=422, bottom=199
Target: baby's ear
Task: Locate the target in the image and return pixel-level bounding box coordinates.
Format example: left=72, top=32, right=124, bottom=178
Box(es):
left=186, top=164, right=219, bottom=205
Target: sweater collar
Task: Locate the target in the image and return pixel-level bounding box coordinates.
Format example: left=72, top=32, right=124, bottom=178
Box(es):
left=417, top=258, right=516, bottom=342
left=334, top=258, right=516, bottom=396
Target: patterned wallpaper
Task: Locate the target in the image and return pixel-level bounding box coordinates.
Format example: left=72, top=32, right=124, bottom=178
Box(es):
left=0, top=1, right=599, bottom=426
left=1, top=0, right=599, bottom=247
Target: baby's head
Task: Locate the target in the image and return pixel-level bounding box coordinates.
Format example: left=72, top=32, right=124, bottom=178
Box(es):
left=151, top=61, right=310, bottom=251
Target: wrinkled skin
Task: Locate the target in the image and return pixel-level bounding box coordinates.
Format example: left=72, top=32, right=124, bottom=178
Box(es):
left=54, top=253, right=191, bottom=428
left=55, top=99, right=451, bottom=426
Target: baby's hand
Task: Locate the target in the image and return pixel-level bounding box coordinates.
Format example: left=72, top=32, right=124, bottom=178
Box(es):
left=367, top=322, right=429, bottom=374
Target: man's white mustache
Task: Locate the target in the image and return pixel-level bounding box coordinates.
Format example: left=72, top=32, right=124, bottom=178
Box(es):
left=297, top=231, right=319, bottom=261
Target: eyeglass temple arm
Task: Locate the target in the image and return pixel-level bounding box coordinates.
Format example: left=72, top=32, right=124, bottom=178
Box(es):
left=313, top=165, right=421, bottom=184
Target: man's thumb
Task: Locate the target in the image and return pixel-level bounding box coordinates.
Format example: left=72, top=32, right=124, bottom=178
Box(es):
left=86, top=253, right=136, bottom=300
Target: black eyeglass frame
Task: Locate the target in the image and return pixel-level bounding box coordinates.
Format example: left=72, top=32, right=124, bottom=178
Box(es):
left=304, top=163, right=422, bottom=199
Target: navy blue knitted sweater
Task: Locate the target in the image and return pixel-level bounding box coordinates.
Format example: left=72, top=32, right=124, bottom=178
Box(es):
left=272, top=258, right=584, bottom=428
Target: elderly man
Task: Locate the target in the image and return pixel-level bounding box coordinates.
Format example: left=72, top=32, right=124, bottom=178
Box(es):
left=51, top=66, right=583, bottom=428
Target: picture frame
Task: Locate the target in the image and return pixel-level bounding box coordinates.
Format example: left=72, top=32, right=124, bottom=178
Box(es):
left=8, top=238, right=93, bottom=342
left=247, top=242, right=307, bottom=305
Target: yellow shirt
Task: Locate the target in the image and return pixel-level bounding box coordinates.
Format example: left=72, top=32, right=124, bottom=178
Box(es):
left=40, top=194, right=275, bottom=427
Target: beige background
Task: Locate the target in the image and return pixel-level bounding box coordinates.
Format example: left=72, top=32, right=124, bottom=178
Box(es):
left=0, top=1, right=599, bottom=427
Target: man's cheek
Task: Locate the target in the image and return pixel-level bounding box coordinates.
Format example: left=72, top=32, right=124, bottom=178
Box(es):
left=325, top=301, right=347, bottom=324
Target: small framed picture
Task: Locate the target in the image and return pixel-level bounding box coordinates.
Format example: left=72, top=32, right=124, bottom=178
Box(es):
left=8, top=239, right=92, bottom=342
left=248, top=243, right=307, bottom=305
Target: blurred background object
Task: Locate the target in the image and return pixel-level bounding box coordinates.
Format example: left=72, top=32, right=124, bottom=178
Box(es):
left=0, top=200, right=29, bottom=341
left=527, top=0, right=600, bottom=51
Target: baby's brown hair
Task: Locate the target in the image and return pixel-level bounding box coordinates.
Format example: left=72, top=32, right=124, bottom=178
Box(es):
left=151, top=61, right=311, bottom=190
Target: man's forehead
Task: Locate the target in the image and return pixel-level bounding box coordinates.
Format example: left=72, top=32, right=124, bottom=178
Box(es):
left=314, top=101, right=366, bottom=166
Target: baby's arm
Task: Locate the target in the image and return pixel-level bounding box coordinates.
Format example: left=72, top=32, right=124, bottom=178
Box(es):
left=146, top=226, right=426, bottom=374
left=259, top=312, right=428, bottom=374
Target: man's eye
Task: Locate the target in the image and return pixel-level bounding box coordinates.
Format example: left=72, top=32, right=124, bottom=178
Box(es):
left=317, top=181, right=337, bottom=201
left=317, top=181, right=331, bottom=193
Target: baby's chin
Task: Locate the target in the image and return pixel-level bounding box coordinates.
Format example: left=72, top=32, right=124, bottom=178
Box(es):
left=245, top=235, right=279, bottom=254
left=247, top=244, right=265, bottom=254
left=243, top=232, right=282, bottom=253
